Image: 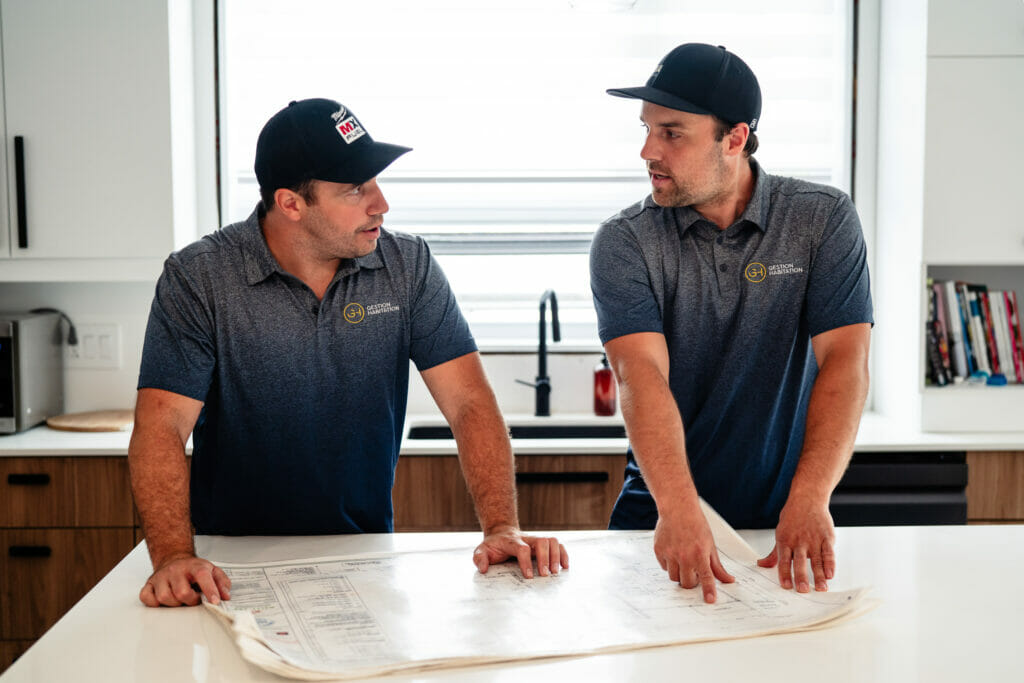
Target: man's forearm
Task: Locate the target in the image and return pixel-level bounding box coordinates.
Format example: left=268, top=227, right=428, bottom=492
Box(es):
left=450, top=400, right=520, bottom=534
left=617, top=363, right=700, bottom=517
left=128, top=426, right=195, bottom=568
left=789, top=353, right=869, bottom=503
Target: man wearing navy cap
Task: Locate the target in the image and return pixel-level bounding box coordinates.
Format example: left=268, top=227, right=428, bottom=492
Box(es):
left=591, top=45, right=872, bottom=603
left=130, top=99, right=568, bottom=608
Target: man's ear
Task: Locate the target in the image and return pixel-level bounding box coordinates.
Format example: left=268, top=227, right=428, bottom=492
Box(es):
left=274, top=188, right=305, bottom=221
left=724, top=123, right=749, bottom=157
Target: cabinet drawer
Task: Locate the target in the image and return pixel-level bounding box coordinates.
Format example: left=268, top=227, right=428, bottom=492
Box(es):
left=393, top=454, right=627, bottom=532
left=0, top=528, right=134, bottom=639
left=515, top=455, right=624, bottom=530
left=967, top=451, right=1024, bottom=521
left=0, top=457, right=133, bottom=528
left=393, top=457, right=478, bottom=532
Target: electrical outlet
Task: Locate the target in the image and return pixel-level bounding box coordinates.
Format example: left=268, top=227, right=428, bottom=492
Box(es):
left=65, top=323, right=122, bottom=369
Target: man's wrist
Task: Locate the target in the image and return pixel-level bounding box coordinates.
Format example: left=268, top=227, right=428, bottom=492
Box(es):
left=786, top=480, right=833, bottom=509
left=654, top=486, right=702, bottom=521
left=482, top=521, right=520, bottom=537
left=148, top=542, right=196, bottom=570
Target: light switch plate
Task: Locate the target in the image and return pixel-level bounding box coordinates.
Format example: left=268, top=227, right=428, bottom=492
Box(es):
left=65, top=323, right=122, bottom=369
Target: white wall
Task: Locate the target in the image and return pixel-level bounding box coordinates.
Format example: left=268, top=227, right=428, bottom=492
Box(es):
left=0, top=282, right=155, bottom=412
left=870, top=0, right=928, bottom=425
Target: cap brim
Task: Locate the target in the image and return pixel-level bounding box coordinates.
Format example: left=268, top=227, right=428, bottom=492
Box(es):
left=606, top=86, right=714, bottom=117
left=316, top=141, right=412, bottom=186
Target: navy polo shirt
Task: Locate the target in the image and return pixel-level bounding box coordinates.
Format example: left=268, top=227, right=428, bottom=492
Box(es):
left=138, top=206, right=477, bottom=535
left=590, top=160, right=872, bottom=529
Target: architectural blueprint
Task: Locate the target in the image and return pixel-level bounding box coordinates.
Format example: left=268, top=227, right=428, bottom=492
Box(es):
left=205, top=509, right=873, bottom=680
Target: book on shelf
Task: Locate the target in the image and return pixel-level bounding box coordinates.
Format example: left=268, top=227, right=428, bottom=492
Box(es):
left=941, top=280, right=970, bottom=378
left=989, top=290, right=1017, bottom=383
left=924, top=282, right=950, bottom=386
left=958, top=282, right=990, bottom=376
left=968, top=283, right=999, bottom=375
left=1007, top=291, right=1024, bottom=382
left=927, top=279, right=1024, bottom=387
left=929, top=283, right=953, bottom=377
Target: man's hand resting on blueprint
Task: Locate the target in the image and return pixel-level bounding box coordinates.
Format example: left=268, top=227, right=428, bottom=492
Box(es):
left=473, top=526, right=569, bottom=578
left=654, top=500, right=736, bottom=604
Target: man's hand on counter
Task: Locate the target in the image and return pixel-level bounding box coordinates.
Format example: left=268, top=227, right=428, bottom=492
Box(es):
left=473, top=526, right=569, bottom=578
left=757, top=494, right=836, bottom=593
left=140, top=553, right=232, bottom=607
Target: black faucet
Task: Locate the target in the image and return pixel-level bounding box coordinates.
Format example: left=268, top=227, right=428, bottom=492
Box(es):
left=517, top=289, right=560, bottom=416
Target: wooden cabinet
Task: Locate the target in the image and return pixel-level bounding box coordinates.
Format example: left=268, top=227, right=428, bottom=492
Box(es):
left=514, top=455, right=623, bottom=530
left=966, top=451, right=1024, bottom=522
left=392, top=456, right=477, bottom=531
left=0, top=528, right=134, bottom=638
left=0, top=457, right=135, bottom=672
left=392, top=454, right=624, bottom=532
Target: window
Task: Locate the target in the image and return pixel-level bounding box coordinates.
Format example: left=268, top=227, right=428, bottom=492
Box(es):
left=220, top=0, right=854, bottom=345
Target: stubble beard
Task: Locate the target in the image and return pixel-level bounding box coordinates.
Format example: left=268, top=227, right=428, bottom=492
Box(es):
left=304, top=206, right=380, bottom=261
left=649, top=146, right=731, bottom=209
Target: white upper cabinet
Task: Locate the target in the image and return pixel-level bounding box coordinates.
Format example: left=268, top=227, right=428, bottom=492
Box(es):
left=928, top=0, right=1024, bottom=57
left=0, top=0, right=213, bottom=280
left=922, top=56, right=1024, bottom=264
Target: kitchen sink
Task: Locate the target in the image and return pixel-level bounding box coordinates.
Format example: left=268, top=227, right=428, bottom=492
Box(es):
left=407, top=424, right=627, bottom=440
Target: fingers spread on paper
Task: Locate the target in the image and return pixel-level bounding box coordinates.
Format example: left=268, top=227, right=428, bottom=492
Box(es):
left=473, top=529, right=569, bottom=579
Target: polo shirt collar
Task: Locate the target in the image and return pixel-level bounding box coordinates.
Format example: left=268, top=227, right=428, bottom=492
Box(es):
left=239, top=204, right=385, bottom=286
left=668, top=158, right=770, bottom=236
left=740, top=159, right=770, bottom=233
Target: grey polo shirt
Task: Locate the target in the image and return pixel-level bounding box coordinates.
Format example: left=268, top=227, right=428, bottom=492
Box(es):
left=590, top=160, right=872, bottom=528
left=138, top=206, right=477, bottom=535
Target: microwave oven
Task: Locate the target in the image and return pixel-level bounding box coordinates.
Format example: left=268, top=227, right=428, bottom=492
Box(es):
left=0, top=311, right=64, bottom=434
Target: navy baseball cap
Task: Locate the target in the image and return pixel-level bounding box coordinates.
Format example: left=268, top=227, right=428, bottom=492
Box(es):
left=607, top=43, right=761, bottom=131
left=255, top=98, right=411, bottom=191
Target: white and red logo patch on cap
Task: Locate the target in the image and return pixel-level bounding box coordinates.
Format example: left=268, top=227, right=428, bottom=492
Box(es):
left=336, top=116, right=366, bottom=144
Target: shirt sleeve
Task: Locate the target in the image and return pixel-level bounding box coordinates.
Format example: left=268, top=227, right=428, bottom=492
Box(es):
left=407, top=239, right=477, bottom=371
left=137, top=257, right=217, bottom=401
left=804, top=193, right=874, bottom=338
left=589, top=218, right=664, bottom=344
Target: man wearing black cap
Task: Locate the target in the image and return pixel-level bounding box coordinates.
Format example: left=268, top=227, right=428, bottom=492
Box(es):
left=591, top=44, right=872, bottom=603
left=130, top=99, right=567, bottom=608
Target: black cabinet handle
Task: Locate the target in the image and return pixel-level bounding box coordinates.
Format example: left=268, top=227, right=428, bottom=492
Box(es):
left=516, top=471, right=609, bottom=484
left=9, top=545, right=52, bottom=558
left=14, top=135, right=28, bottom=248
left=7, top=473, right=51, bottom=485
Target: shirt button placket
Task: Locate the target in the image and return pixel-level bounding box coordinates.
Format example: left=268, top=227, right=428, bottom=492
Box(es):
left=717, top=233, right=740, bottom=300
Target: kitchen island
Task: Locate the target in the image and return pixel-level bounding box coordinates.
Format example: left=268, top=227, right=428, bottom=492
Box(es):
left=1, top=525, right=1021, bottom=682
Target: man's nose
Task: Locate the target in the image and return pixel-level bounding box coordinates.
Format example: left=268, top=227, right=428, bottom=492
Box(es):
left=366, top=180, right=389, bottom=215
left=640, top=133, right=659, bottom=162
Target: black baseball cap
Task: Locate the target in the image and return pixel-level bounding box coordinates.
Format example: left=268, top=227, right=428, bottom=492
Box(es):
left=254, top=98, right=411, bottom=192
left=607, top=43, right=761, bottom=131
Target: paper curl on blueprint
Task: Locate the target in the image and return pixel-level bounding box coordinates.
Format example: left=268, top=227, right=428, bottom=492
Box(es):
left=204, top=502, right=876, bottom=680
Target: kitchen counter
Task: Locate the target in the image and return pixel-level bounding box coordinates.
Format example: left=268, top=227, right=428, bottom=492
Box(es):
left=2, top=525, right=1022, bottom=682
left=2, top=412, right=1024, bottom=456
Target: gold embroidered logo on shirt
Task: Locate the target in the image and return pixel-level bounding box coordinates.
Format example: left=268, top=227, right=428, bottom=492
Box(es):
left=343, top=303, right=365, bottom=324
left=744, top=262, right=766, bottom=283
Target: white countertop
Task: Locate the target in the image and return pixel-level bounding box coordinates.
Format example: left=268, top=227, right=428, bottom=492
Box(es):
left=2, top=525, right=1022, bottom=682
left=1, top=411, right=1023, bottom=456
